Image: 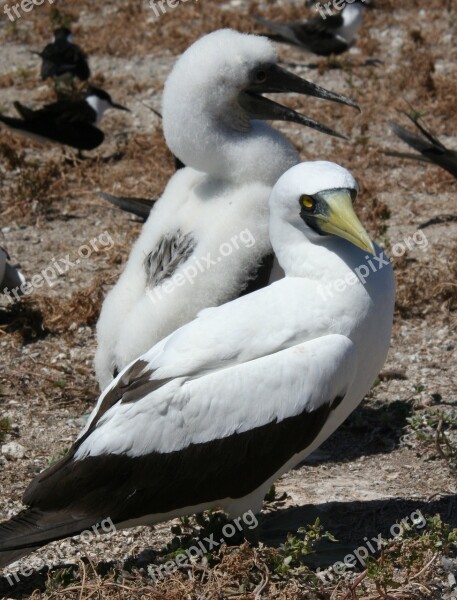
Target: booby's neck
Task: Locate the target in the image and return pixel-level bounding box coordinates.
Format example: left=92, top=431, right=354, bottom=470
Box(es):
left=164, top=110, right=299, bottom=185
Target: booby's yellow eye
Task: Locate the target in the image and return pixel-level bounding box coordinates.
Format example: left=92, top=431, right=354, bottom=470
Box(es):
left=300, top=195, right=315, bottom=210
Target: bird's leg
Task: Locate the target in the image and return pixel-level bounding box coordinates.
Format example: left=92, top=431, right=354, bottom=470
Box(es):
left=241, top=513, right=262, bottom=547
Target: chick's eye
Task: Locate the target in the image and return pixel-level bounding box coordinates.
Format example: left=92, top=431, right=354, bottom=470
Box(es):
left=255, top=70, right=267, bottom=83
left=300, top=195, right=315, bottom=210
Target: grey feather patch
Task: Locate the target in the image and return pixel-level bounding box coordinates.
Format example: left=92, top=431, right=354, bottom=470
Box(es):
left=145, top=231, right=196, bottom=287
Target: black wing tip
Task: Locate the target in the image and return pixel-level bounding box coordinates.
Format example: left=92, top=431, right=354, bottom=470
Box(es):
left=96, top=191, right=154, bottom=219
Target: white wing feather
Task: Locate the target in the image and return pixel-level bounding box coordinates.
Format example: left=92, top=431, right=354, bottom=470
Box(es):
left=76, top=333, right=357, bottom=459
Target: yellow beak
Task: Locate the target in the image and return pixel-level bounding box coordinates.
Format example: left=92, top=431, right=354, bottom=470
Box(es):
left=317, top=190, right=375, bottom=256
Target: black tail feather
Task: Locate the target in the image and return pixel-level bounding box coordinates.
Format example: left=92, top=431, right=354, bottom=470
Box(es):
left=252, top=15, right=302, bottom=47
left=0, top=509, right=97, bottom=569
left=389, top=120, right=437, bottom=155
left=389, top=118, right=457, bottom=179
left=0, top=547, right=40, bottom=572
left=97, top=191, right=156, bottom=220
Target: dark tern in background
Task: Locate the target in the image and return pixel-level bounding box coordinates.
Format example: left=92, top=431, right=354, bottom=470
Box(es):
left=35, top=27, right=90, bottom=82
left=254, top=0, right=373, bottom=56
left=0, top=87, right=129, bottom=156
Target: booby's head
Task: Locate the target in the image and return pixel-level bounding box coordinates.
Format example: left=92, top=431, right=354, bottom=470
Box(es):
left=271, top=161, right=375, bottom=256
left=163, top=29, right=359, bottom=180
left=85, top=87, right=130, bottom=123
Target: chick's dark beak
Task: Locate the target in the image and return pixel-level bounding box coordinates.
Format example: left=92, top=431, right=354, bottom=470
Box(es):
left=238, top=63, right=360, bottom=139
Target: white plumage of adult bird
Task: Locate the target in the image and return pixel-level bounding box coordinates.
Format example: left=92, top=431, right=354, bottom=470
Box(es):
left=0, top=160, right=395, bottom=569
left=95, top=29, right=359, bottom=390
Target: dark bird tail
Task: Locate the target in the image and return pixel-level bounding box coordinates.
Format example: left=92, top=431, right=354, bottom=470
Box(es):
left=389, top=119, right=445, bottom=155
left=0, top=113, right=23, bottom=129
left=97, top=191, right=156, bottom=221
left=0, top=547, right=40, bottom=572
left=389, top=117, right=457, bottom=179
left=252, top=15, right=302, bottom=47
left=0, top=509, right=97, bottom=569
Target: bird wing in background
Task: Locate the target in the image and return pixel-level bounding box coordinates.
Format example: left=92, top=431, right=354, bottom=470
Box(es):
left=253, top=14, right=348, bottom=55
left=97, top=192, right=156, bottom=221
left=0, top=100, right=103, bottom=150
left=19, top=99, right=97, bottom=125
left=389, top=116, right=457, bottom=179
left=0, top=112, right=104, bottom=151
left=39, top=40, right=90, bottom=80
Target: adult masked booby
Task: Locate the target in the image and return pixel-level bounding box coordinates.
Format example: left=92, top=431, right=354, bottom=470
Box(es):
left=34, top=27, right=90, bottom=82
left=0, top=87, right=129, bottom=155
left=95, top=29, right=359, bottom=390
left=389, top=115, right=457, bottom=179
left=0, top=248, right=25, bottom=296
left=253, top=1, right=373, bottom=56
left=0, top=161, right=395, bottom=569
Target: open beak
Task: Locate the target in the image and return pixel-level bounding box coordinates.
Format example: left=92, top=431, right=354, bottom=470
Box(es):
left=238, top=63, right=359, bottom=139
left=309, top=189, right=375, bottom=255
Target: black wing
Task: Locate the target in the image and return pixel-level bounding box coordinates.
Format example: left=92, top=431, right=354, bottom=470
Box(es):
left=0, top=113, right=104, bottom=151
left=97, top=192, right=156, bottom=221
left=13, top=101, right=35, bottom=120
left=0, top=387, right=338, bottom=565
left=40, top=40, right=90, bottom=80
left=31, top=99, right=96, bottom=125
left=253, top=14, right=348, bottom=55
left=390, top=117, right=457, bottom=179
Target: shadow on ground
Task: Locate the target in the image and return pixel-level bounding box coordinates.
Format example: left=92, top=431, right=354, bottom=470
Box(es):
left=1, top=493, right=455, bottom=598
left=304, top=398, right=414, bottom=465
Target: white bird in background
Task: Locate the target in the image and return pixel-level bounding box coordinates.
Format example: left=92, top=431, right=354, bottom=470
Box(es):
left=0, top=161, right=395, bottom=569
left=95, top=29, right=359, bottom=390
left=0, top=248, right=25, bottom=297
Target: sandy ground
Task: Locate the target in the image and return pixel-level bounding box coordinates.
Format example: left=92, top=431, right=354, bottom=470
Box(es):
left=0, top=0, right=456, bottom=598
